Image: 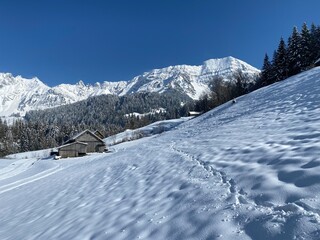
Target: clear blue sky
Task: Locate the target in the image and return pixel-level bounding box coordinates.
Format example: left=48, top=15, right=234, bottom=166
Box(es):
left=0, top=0, right=320, bottom=86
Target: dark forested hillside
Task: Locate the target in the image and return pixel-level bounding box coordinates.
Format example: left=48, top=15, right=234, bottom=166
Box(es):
left=25, top=91, right=191, bottom=128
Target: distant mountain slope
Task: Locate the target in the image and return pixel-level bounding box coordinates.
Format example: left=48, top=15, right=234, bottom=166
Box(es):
left=0, top=56, right=259, bottom=117
left=119, top=56, right=259, bottom=98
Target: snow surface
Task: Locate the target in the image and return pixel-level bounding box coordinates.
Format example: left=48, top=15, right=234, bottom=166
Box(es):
left=1, top=67, right=320, bottom=239
left=105, top=117, right=191, bottom=146
left=124, top=108, right=167, bottom=120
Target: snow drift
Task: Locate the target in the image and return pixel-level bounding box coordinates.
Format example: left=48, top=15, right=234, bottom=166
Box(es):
left=1, top=67, right=320, bottom=239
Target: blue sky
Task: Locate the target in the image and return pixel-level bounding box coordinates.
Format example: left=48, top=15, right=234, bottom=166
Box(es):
left=0, top=0, right=320, bottom=86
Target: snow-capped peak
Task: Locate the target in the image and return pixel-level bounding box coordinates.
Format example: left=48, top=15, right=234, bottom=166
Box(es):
left=0, top=56, right=260, bottom=117
left=76, top=80, right=85, bottom=87
left=120, top=56, right=260, bottom=99
left=202, top=56, right=259, bottom=76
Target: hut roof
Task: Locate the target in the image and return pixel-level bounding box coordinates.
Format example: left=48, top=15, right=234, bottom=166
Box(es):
left=65, top=129, right=105, bottom=144
left=57, top=141, right=88, bottom=149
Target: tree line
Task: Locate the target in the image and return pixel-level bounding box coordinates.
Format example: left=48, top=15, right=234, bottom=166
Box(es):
left=260, top=22, right=320, bottom=86
left=194, top=22, right=320, bottom=114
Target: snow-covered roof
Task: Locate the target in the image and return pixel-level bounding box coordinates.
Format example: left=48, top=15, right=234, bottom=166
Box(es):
left=189, top=111, right=202, bottom=115
left=65, top=129, right=105, bottom=144
left=57, top=141, right=88, bottom=149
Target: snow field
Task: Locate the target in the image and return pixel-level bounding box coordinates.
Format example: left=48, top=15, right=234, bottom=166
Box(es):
left=1, top=67, right=320, bottom=239
left=0, top=143, right=243, bottom=240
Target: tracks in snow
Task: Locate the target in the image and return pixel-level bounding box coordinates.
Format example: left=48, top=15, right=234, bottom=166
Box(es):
left=0, top=161, right=62, bottom=195
left=170, top=142, right=248, bottom=206
left=169, top=141, right=320, bottom=236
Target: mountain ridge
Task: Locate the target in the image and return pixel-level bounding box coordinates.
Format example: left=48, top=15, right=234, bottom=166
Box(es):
left=0, top=56, right=260, bottom=117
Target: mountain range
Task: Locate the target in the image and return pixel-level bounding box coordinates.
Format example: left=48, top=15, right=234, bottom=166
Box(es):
left=0, top=56, right=260, bottom=117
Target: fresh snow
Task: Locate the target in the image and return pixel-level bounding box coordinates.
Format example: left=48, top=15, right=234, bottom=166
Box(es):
left=105, top=117, right=191, bottom=146
left=0, top=56, right=260, bottom=118
left=124, top=108, right=167, bottom=119
left=1, top=67, right=320, bottom=239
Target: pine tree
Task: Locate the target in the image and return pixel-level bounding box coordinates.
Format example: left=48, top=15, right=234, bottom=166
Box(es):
left=287, top=26, right=302, bottom=76
left=261, top=53, right=273, bottom=86
left=300, top=23, right=312, bottom=70
left=310, top=23, right=320, bottom=63
left=5, top=128, right=16, bottom=154
left=273, top=38, right=288, bottom=81
left=0, top=119, right=6, bottom=156
left=20, top=126, right=31, bottom=152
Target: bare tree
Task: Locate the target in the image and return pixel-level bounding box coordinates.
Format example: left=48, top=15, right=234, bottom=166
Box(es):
left=210, top=76, right=234, bottom=106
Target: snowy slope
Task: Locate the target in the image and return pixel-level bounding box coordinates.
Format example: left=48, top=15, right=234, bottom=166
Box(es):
left=199, top=57, right=259, bottom=82
left=0, top=73, right=50, bottom=116
left=0, top=57, right=259, bottom=117
left=3, top=67, right=319, bottom=239
left=120, top=56, right=259, bottom=99
left=104, top=117, right=191, bottom=146
left=2, top=67, right=320, bottom=240
left=51, top=80, right=128, bottom=103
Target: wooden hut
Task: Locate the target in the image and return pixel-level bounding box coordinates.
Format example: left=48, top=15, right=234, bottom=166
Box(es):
left=57, top=142, right=87, bottom=158
left=64, top=129, right=106, bottom=153
left=53, top=129, right=107, bottom=159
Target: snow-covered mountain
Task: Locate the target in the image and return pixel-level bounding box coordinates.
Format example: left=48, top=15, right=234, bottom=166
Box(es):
left=112, top=56, right=259, bottom=98
left=0, top=56, right=259, bottom=117
left=2, top=67, right=320, bottom=239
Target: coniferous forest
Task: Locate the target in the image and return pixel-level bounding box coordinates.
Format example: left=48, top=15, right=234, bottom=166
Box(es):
left=1, top=22, right=320, bottom=157
left=259, top=23, right=320, bottom=86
